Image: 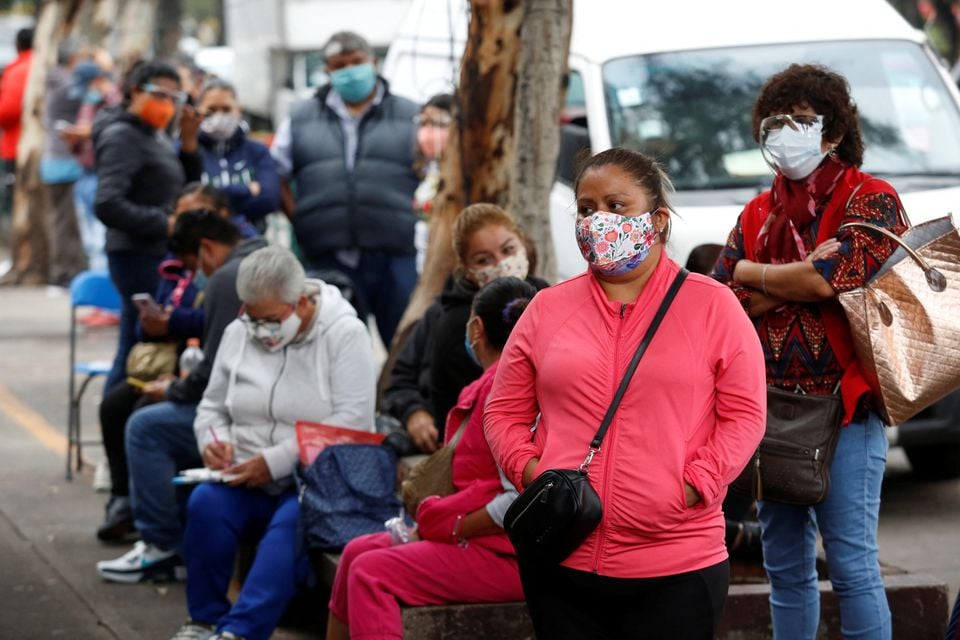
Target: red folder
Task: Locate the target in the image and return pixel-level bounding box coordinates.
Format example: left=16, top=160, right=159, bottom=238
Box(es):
left=295, top=420, right=385, bottom=466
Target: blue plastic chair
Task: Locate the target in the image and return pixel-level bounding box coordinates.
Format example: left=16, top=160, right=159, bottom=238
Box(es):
left=68, top=271, right=121, bottom=480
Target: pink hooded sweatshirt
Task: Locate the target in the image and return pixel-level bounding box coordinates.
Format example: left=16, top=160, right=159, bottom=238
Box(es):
left=483, top=253, right=766, bottom=578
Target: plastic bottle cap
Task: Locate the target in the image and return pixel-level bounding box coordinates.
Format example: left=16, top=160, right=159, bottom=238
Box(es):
left=187, top=338, right=201, bottom=347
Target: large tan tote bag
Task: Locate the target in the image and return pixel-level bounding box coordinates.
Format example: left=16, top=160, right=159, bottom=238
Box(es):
left=837, top=190, right=960, bottom=426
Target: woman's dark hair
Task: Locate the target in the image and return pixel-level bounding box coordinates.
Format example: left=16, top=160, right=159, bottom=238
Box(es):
left=15, top=28, right=33, bottom=52
left=424, top=93, right=454, bottom=113
left=752, top=64, right=864, bottom=167
left=179, top=182, right=230, bottom=213
left=472, top=277, right=537, bottom=352
left=169, top=209, right=240, bottom=257
left=573, top=148, right=675, bottom=242
left=122, top=60, right=181, bottom=102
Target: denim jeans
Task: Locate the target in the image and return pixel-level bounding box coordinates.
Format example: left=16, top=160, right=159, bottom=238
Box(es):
left=757, top=412, right=891, bottom=640
left=184, top=484, right=308, bottom=640
left=105, top=252, right=162, bottom=390
left=125, top=401, right=201, bottom=551
left=74, top=171, right=106, bottom=272
left=308, top=250, right=417, bottom=347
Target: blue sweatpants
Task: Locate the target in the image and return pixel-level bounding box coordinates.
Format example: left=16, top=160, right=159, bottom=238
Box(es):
left=183, top=483, right=309, bottom=640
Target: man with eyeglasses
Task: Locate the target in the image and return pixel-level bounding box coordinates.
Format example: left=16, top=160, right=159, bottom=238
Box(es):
left=93, top=60, right=203, bottom=393
left=270, top=31, right=420, bottom=348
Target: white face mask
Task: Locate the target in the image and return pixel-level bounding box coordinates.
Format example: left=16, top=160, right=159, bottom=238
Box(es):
left=761, top=115, right=827, bottom=181
left=468, top=247, right=530, bottom=288
left=242, top=309, right=301, bottom=353
left=200, top=112, right=241, bottom=142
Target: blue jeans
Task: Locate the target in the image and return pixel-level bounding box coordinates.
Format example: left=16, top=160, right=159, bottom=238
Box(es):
left=125, top=401, right=201, bottom=551
left=74, top=171, right=106, bottom=272
left=106, top=252, right=162, bottom=390
left=183, top=484, right=308, bottom=640
left=757, top=412, right=891, bottom=640
left=308, top=250, right=417, bottom=347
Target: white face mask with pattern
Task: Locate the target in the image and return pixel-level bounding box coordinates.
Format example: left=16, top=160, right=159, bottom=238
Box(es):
left=468, top=247, right=530, bottom=287
left=242, top=308, right=301, bottom=352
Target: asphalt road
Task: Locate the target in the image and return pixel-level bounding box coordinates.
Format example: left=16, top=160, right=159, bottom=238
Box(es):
left=0, top=285, right=957, bottom=638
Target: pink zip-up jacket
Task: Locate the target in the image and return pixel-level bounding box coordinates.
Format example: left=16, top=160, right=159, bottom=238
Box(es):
left=483, top=253, right=766, bottom=578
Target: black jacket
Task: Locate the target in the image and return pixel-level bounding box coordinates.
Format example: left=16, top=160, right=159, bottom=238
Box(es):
left=93, top=108, right=202, bottom=255
left=382, top=297, right=444, bottom=427
left=166, top=236, right=269, bottom=405
left=288, top=82, right=420, bottom=259
left=429, top=274, right=550, bottom=435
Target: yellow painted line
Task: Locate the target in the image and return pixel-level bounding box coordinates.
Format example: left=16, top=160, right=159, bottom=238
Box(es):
left=0, top=382, right=67, bottom=455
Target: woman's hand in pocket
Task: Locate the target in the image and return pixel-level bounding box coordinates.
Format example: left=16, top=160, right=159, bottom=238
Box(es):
left=684, top=482, right=702, bottom=508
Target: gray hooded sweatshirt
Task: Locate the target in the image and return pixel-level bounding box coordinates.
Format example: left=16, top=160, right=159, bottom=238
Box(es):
left=194, top=279, right=376, bottom=489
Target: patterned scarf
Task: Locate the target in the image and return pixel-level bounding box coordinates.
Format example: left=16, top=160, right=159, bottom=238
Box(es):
left=756, top=156, right=847, bottom=264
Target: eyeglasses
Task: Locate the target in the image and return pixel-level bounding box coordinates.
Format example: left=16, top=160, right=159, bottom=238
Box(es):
left=141, top=83, right=188, bottom=105
left=414, top=114, right=452, bottom=128
left=760, top=113, right=823, bottom=133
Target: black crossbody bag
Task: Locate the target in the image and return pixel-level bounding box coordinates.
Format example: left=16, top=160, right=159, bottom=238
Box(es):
left=503, top=269, right=689, bottom=565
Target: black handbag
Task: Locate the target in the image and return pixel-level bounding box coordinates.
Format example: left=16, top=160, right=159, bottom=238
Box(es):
left=504, top=269, right=689, bottom=564
left=731, top=386, right=844, bottom=506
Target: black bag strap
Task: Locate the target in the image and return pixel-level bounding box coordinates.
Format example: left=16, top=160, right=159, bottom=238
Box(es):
left=580, top=268, right=689, bottom=472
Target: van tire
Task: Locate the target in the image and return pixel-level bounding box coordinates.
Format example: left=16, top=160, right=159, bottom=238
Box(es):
left=904, top=444, right=960, bottom=480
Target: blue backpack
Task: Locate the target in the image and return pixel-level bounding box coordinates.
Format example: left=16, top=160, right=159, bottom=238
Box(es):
left=298, top=444, right=401, bottom=552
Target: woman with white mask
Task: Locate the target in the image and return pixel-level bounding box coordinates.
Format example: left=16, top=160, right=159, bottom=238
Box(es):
left=170, top=245, right=375, bottom=640
left=196, top=78, right=280, bottom=232
left=711, top=64, right=906, bottom=639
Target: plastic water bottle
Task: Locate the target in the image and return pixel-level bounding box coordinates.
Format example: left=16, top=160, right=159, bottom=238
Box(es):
left=179, top=338, right=204, bottom=378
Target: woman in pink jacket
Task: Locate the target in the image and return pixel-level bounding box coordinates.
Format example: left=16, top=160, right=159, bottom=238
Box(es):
left=326, top=276, right=539, bottom=640
left=483, top=148, right=766, bottom=638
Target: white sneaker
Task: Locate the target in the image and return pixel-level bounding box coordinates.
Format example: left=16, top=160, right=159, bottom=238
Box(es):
left=92, top=460, right=112, bottom=493
left=96, top=540, right=185, bottom=583
left=169, top=621, right=215, bottom=640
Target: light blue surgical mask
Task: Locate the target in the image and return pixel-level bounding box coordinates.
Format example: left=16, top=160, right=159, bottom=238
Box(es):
left=464, top=317, right=481, bottom=368
left=330, top=63, right=377, bottom=104
left=84, top=89, right=103, bottom=105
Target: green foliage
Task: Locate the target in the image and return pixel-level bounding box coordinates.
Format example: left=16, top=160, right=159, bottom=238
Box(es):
left=185, top=0, right=219, bottom=20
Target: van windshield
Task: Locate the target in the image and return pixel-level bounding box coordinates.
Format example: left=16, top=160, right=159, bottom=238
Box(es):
left=603, top=40, right=960, bottom=190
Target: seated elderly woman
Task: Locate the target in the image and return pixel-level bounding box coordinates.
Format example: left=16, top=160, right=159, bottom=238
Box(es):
left=169, top=246, right=376, bottom=640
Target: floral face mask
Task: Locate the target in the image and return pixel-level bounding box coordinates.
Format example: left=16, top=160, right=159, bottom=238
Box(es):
left=575, top=210, right=658, bottom=277
left=468, top=246, right=530, bottom=288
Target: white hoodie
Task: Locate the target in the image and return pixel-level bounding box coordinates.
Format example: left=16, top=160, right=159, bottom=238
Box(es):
left=194, top=279, right=376, bottom=484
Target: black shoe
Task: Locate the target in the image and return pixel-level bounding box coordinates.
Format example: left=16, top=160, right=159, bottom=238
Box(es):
left=96, top=496, right=138, bottom=543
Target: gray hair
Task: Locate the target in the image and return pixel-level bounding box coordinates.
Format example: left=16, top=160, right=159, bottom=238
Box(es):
left=236, top=246, right=305, bottom=305
left=323, top=31, right=373, bottom=61
left=198, top=77, right=236, bottom=101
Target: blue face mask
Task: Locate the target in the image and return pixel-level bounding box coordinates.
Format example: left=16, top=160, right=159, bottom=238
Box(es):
left=84, top=89, right=103, bottom=105
left=330, top=63, right=377, bottom=104
left=464, top=318, right=481, bottom=368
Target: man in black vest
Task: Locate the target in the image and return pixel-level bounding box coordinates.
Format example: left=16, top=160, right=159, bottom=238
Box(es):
left=271, top=31, right=420, bottom=347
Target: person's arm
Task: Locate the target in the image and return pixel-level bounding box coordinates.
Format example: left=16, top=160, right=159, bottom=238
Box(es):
left=0, top=65, right=25, bottom=129
left=733, top=258, right=835, bottom=303
left=482, top=300, right=543, bottom=490
left=93, top=124, right=168, bottom=238
left=220, top=142, right=281, bottom=222
left=260, top=317, right=377, bottom=481
left=194, top=323, right=240, bottom=457
left=682, top=288, right=767, bottom=509
left=415, top=482, right=506, bottom=542
left=383, top=309, right=438, bottom=444
left=166, top=306, right=204, bottom=340
left=710, top=215, right=787, bottom=316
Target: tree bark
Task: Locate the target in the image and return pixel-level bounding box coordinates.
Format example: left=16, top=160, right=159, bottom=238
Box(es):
left=155, top=0, right=182, bottom=59
left=508, top=0, right=571, bottom=283
left=377, top=0, right=524, bottom=401
left=115, top=0, right=158, bottom=70
left=1, top=0, right=85, bottom=286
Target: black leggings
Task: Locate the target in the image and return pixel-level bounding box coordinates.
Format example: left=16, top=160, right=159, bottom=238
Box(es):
left=98, top=382, right=152, bottom=497
left=519, top=558, right=729, bottom=640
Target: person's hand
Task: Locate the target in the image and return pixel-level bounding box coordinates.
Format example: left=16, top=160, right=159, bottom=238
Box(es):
left=225, top=454, right=273, bottom=488
left=139, top=311, right=170, bottom=337
left=59, top=122, right=91, bottom=145
left=248, top=181, right=261, bottom=197
left=521, top=457, right=540, bottom=488
left=203, top=441, right=234, bottom=470
left=179, top=105, right=202, bottom=151
left=684, top=482, right=702, bottom=508
left=406, top=410, right=439, bottom=453
left=806, top=238, right=841, bottom=263
left=142, top=374, right=175, bottom=401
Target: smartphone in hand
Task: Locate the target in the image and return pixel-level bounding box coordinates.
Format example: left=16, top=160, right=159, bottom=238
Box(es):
left=132, top=293, right=162, bottom=315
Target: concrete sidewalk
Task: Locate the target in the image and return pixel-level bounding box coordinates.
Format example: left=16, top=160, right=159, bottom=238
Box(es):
left=0, top=286, right=318, bottom=639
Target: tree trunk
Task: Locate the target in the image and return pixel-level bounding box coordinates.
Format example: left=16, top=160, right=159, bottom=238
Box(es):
left=115, top=0, right=158, bottom=70
left=155, top=0, right=182, bottom=59
left=377, top=0, right=524, bottom=401
left=1, top=0, right=85, bottom=286
left=508, top=0, right=572, bottom=283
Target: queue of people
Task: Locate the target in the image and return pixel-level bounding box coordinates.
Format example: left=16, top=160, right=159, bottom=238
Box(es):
left=0, top=20, right=904, bottom=640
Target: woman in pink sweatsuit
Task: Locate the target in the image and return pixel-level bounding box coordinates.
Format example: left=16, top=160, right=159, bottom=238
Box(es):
left=327, top=277, right=540, bottom=640
left=484, top=148, right=767, bottom=638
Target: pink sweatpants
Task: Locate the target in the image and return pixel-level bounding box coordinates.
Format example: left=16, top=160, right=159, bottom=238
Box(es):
left=328, top=532, right=524, bottom=639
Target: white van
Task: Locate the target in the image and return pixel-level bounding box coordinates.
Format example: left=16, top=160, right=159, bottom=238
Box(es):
left=383, top=0, right=960, bottom=476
